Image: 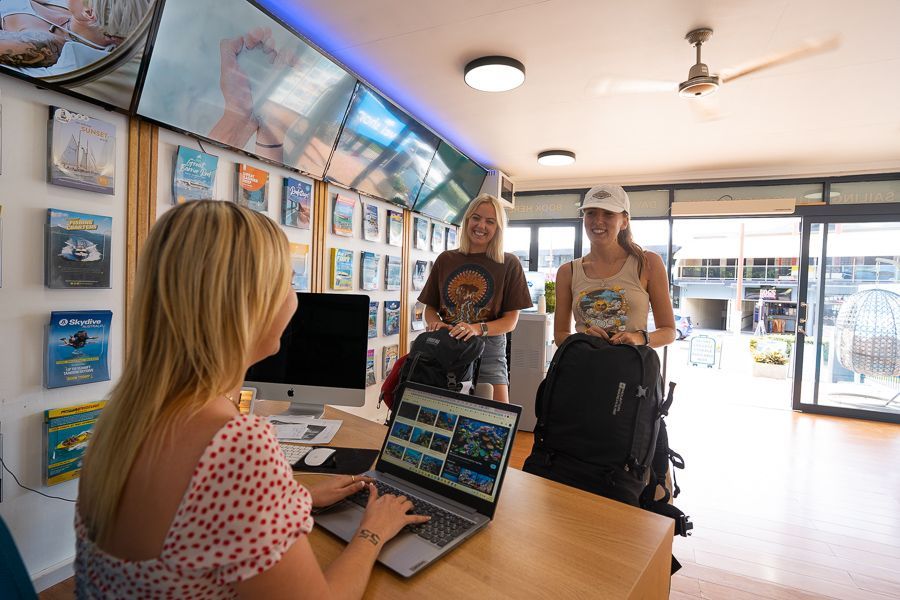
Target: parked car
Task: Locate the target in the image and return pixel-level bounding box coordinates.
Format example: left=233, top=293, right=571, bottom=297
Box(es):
left=647, top=312, right=694, bottom=340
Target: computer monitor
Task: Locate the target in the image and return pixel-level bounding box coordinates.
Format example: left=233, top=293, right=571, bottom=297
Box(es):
left=244, top=292, right=369, bottom=417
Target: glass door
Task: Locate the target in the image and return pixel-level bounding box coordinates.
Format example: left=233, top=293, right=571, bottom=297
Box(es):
left=793, top=217, right=900, bottom=423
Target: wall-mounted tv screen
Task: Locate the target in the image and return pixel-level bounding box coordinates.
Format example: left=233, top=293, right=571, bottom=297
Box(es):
left=413, top=142, right=487, bottom=225
left=136, top=0, right=356, bottom=178
left=325, top=84, right=439, bottom=209
left=0, top=0, right=160, bottom=111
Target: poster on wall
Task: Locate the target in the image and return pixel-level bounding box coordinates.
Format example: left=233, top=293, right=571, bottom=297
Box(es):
left=48, top=107, right=116, bottom=194
left=172, top=146, right=218, bottom=204
left=282, top=177, right=311, bottom=229
left=43, top=401, right=106, bottom=486
left=235, top=163, right=269, bottom=212
left=45, top=310, right=112, bottom=389
left=45, top=208, right=113, bottom=289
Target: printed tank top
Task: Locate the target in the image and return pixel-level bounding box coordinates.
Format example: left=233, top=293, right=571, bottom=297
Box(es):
left=571, top=254, right=649, bottom=334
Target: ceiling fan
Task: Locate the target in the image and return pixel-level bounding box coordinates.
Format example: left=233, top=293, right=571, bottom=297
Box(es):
left=590, top=27, right=840, bottom=118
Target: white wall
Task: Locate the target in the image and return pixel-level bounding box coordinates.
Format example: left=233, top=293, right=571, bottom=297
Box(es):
left=0, top=76, right=128, bottom=588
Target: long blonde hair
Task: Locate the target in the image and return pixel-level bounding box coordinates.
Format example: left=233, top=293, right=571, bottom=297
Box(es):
left=457, top=193, right=506, bottom=263
left=79, top=201, right=291, bottom=542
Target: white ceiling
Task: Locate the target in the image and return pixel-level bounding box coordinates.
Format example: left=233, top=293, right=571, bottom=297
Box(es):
left=273, top=0, right=900, bottom=190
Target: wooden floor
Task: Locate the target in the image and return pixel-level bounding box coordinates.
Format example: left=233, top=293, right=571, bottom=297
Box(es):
left=41, top=401, right=900, bottom=600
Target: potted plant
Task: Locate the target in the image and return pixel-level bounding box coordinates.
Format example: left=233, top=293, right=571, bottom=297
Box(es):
left=752, top=349, right=790, bottom=379
left=544, top=281, right=556, bottom=313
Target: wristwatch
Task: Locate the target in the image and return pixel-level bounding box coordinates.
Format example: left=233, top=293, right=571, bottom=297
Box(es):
left=480, top=322, right=489, bottom=337
left=637, top=329, right=650, bottom=345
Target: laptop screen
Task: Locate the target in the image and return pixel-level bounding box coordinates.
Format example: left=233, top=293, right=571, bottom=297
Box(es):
left=381, top=384, right=519, bottom=505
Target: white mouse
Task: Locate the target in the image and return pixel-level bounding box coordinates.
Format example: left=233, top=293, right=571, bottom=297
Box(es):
left=304, top=448, right=336, bottom=467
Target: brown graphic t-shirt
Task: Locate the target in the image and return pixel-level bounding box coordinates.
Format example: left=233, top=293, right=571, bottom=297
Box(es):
left=418, top=250, right=532, bottom=324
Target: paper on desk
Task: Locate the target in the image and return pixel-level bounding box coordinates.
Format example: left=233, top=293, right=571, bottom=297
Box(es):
left=267, top=416, right=342, bottom=444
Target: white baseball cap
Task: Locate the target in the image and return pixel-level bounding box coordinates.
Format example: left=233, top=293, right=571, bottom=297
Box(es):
left=581, top=184, right=630, bottom=214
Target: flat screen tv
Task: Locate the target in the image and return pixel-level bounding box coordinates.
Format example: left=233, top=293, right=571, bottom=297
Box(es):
left=0, top=0, right=161, bottom=111
left=413, top=141, right=487, bottom=225
left=325, top=83, right=439, bottom=209
left=136, top=0, right=356, bottom=178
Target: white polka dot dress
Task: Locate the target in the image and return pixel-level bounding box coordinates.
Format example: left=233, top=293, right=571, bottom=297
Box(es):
left=75, top=415, right=313, bottom=599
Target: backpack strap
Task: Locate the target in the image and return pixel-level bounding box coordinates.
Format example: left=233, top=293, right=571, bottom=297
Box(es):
left=468, top=356, right=483, bottom=395
left=624, top=345, right=653, bottom=476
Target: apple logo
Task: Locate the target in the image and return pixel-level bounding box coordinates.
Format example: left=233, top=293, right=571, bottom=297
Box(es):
left=287, top=388, right=295, bottom=397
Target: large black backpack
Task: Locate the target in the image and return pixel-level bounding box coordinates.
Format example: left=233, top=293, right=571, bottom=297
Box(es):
left=378, top=329, right=485, bottom=412
left=522, top=334, right=692, bottom=563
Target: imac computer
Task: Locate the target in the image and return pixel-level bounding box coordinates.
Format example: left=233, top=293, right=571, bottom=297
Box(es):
left=244, top=292, right=369, bottom=417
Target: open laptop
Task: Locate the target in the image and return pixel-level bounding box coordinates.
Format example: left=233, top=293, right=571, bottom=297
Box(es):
left=314, top=381, right=522, bottom=577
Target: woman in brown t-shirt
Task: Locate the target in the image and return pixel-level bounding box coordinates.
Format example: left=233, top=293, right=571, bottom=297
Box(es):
left=418, top=194, right=532, bottom=402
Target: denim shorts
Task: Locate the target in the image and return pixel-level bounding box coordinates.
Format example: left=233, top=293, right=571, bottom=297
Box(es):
left=477, top=334, right=509, bottom=385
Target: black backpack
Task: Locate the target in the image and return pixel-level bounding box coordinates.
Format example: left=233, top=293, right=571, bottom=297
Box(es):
left=378, top=329, right=485, bottom=411
left=522, top=334, right=692, bottom=565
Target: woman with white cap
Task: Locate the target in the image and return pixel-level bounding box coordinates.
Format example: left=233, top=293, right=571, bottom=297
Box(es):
left=553, top=184, right=676, bottom=347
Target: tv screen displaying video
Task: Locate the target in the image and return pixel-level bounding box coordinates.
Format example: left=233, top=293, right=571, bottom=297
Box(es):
left=0, top=0, right=160, bottom=111
left=136, top=0, right=356, bottom=178
left=325, top=84, right=439, bottom=209
left=413, top=142, right=486, bottom=225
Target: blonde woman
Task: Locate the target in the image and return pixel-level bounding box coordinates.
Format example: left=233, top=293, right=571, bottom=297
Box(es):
left=418, top=194, right=532, bottom=403
left=76, top=201, right=427, bottom=598
left=554, top=184, right=676, bottom=348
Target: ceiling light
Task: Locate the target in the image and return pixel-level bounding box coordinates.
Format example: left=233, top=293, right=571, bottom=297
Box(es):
left=537, top=150, right=576, bottom=166
left=464, top=56, right=525, bottom=92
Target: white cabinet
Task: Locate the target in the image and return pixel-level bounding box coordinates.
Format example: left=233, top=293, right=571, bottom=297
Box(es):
left=509, top=312, right=555, bottom=431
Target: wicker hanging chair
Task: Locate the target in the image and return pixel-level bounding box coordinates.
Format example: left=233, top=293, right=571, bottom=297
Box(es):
left=835, top=289, right=900, bottom=377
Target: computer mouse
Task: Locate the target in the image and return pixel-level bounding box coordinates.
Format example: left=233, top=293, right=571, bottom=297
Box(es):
left=303, top=448, right=336, bottom=467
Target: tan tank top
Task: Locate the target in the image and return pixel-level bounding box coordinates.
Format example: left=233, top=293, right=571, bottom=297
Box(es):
left=571, top=254, right=649, bottom=333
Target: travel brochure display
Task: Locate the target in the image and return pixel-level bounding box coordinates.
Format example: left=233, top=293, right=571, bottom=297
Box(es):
left=431, top=223, right=445, bottom=253
left=47, top=107, right=115, bottom=195
left=446, top=227, right=458, bottom=250
left=45, top=208, right=112, bottom=289
left=368, top=301, right=378, bottom=338
left=383, top=301, right=401, bottom=336
left=366, top=349, right=377, bottom=387
left=235, top=163, right=269, bottom=212
left=290, top=243, right=310, bottom=291
left=382, top=344, right=399, bottom=378
left=388, top=210, right=403, bottom=246
left=333, top=194, right=355, bottom=236
left=45, top=310, right=112, bottom=389
left=282, top=177, right=312, bottom=229
left=385, top=255, right=401, bottom=291
left=363, top=203, right=380, bottom=241
left=414, top=217, right=429, bottom=250
left=360, top=251, right=380, bottom=291
left=412, top=260, right=428, bottom=291
left=330, top=248, right=354, bottom=290
left=411, top=302, right=426, bottom=331
left=43, top=401, right=105, bottom=486
left=172, top=146, right=218, bottom=204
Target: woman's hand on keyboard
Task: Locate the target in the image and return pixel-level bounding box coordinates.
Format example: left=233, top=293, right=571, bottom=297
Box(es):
left=309, top=474, right=372, bottom=508
left=356, top=484, right=430, bottom=547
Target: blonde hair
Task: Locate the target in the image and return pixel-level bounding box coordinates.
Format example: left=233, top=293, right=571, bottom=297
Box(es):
left=79, top=201, right=291, bottom=543
left=86, top=0, right=154, bottom=38
left=458, top=193, right=506, bottom=263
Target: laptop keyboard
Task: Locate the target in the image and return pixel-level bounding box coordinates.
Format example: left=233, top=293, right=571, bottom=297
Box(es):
left=346, top=480, right=475, bottom=547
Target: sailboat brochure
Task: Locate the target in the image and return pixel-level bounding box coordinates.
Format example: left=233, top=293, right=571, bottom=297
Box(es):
left=47, top=106, right=116, bottom=195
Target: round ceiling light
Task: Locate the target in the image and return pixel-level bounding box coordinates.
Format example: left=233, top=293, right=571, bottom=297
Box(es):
left=464, top=56, right=525, bottom=92
left=537, top=150, right=576, bottom=166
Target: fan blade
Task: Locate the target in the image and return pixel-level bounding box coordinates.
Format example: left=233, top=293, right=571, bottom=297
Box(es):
left=719, top=34, right=841, bottom=83
left=589, top=77, right=677, bottom=96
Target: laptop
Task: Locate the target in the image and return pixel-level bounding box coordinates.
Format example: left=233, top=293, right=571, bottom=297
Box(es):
left=314, top=381, right=522, bottom=577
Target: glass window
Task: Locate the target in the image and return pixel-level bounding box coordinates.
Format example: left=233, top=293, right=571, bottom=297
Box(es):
left=505, top=226, right=531, bottom=269
left=830, top=180, right=900, bottom=205
left=538, top=226, right=575, bottom=277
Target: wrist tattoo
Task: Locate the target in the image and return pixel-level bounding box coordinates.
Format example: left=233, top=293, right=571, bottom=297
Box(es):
left=357, top=529, right=381, bottom=546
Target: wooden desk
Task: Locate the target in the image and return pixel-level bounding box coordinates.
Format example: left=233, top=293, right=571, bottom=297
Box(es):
left=293, top=407, right=674, bottom=599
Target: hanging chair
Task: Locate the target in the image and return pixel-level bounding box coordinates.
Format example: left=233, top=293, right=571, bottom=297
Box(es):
left=835, top=289, right=900, bottom=377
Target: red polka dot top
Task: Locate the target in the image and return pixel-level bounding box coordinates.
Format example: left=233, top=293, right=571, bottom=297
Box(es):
left=74, top=414, right=313, bottom=599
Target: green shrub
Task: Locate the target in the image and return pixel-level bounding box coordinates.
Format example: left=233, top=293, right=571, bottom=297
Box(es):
left=753, top=350, right=789, bottom=365
left=545, top=281, right=556, bottom=313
